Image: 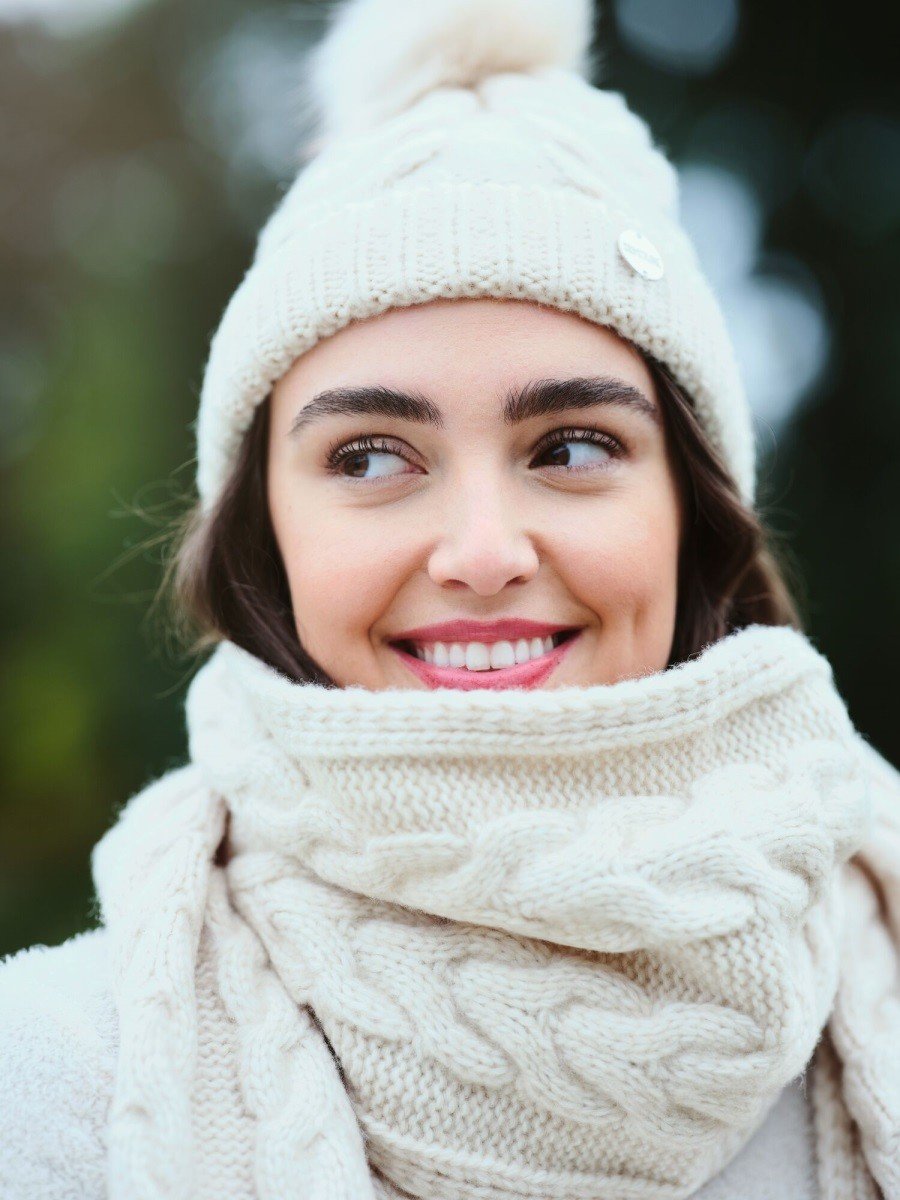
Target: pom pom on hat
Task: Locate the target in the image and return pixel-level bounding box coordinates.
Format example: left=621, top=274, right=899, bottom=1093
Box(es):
left=304, top=0, right=596, bottom=144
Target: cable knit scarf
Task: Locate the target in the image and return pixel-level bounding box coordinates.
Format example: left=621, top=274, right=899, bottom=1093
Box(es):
left=90, top=624, right=900, bottom=1200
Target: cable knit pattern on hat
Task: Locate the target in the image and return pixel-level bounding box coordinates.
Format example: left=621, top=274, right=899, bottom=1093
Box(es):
left=194, top=0, right=756, bottom=511
left=89, top=623, right=900, bottom=1199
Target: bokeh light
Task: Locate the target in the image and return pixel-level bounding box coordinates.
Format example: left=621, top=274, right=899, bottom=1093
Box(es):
left=0, top=0, right=153, bottom=35
left=678, top=162, right=830, bottom=429
left=613, top=0, right=740, bottom=74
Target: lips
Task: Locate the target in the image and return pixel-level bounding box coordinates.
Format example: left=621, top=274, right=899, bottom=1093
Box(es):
left=389, top=628, right=583, bottom=691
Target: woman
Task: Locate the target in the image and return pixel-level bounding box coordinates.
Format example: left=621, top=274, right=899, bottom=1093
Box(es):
left=2, top=0, right=898, bottom=1197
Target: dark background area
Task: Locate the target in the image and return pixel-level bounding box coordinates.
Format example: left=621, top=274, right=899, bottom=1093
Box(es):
left=1, top=0, right=898, bottom=956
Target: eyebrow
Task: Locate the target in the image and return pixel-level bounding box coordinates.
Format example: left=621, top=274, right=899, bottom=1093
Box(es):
left=287, top=375, right=661, bottom=438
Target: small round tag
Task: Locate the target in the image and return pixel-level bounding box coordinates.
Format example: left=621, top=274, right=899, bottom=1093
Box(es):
left=617, top=228, right=665, bottom=280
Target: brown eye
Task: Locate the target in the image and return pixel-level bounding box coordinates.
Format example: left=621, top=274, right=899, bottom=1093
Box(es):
left=325, top=435, right=418, bottom=484
left=532, top=427, right=623, bottom=472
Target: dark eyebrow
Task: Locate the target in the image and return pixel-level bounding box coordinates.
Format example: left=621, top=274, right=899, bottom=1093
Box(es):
left=287, top=376, right=661, bottom=438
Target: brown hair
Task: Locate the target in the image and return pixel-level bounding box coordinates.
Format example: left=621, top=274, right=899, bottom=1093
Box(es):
left=149, top=353, right=804, bottom=685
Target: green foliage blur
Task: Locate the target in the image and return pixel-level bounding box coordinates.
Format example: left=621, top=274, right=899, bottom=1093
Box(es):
left=1, top=0, right=898, bottom=957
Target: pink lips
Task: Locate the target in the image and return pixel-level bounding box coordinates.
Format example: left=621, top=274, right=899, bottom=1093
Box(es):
left=390, top=631, right=582, bottom=691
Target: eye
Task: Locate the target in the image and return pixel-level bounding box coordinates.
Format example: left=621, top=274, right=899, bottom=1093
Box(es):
left=324, top=427, right=628, bottom=482
left=325, top=434, right=418, bottom=483
left=531, top=427, right=623, bottom=472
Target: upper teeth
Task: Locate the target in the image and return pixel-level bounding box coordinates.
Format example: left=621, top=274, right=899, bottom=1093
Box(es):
left=409, top=635, right=559, bottom=671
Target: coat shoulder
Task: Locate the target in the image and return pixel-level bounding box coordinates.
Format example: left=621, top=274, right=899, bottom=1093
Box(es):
left=0, top=925, right=117, bottom=1199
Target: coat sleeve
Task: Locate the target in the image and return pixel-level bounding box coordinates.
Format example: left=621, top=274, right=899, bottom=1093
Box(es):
left=0, top=926, right=117, bottom=1200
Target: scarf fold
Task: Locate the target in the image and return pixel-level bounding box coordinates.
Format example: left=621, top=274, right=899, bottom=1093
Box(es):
left=91, top=624, right=900, bottom=1200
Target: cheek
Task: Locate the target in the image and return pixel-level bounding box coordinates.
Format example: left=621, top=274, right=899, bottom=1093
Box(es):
left=276, top=507, right=405, bottom=641
left=558, top=495, right=680, bottom=613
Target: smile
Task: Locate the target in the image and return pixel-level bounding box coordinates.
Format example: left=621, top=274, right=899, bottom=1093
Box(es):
left=389, top=629, right=582, bottom=690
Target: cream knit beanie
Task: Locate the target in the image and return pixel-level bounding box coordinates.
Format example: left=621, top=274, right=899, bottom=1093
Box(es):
left=193, top=0, right=757, bottom=513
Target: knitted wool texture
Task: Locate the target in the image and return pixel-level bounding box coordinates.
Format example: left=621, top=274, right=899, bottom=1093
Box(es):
left=194, top=0, right=756, bottom=513
left=90, top=623, right=900, bottom=1200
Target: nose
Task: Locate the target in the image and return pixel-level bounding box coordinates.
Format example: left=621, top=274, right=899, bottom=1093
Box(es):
left=426, top=472, right=540, bottom=595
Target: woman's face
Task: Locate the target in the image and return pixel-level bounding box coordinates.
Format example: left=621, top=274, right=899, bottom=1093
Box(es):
left=267, top=298, right=684, bottom=690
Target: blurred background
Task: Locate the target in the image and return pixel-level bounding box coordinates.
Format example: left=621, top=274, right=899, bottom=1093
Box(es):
left=1, top=0, right=898, bottom=957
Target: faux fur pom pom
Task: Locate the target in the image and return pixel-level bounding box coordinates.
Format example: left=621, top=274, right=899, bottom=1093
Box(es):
left=303, top=0, right=596, bottom=145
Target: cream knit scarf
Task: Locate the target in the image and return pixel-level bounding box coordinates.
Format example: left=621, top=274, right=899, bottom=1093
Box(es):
left=91, top=624, right=900, bottom=1200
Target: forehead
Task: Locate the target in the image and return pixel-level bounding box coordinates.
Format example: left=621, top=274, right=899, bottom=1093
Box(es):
left=272, top=298, right=655, bottom=415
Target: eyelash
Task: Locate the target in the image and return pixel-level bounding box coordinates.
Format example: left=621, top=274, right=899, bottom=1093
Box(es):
left=323, top=426, right=625, bottom=484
